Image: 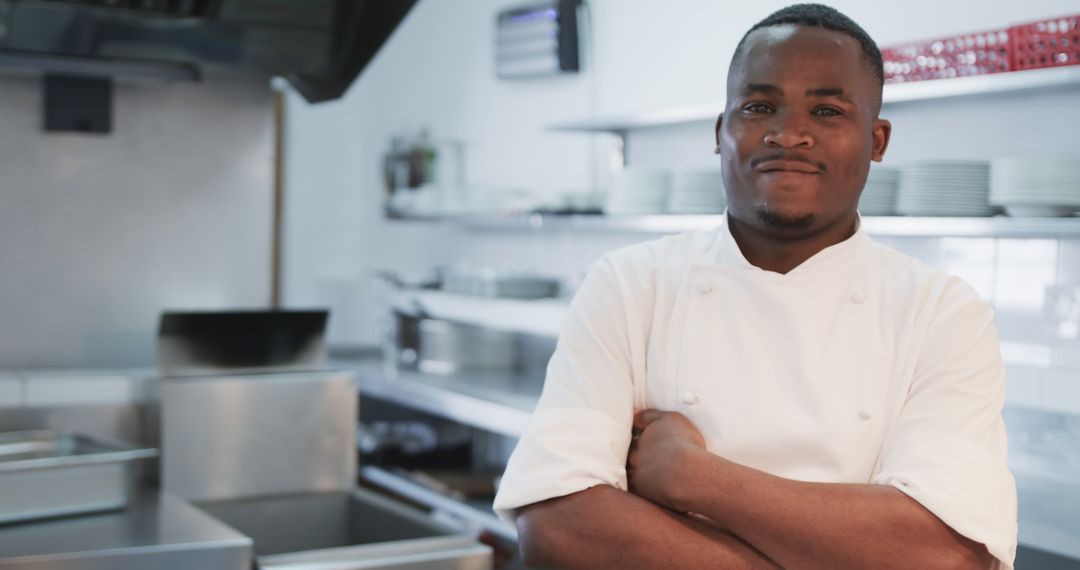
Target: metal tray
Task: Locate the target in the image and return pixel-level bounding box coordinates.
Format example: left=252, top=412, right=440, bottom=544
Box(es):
left=0, top=430, right=157, bottom=525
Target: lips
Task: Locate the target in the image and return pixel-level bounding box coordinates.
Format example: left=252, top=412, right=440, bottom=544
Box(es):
left=755, top=160, right=822, bottom=174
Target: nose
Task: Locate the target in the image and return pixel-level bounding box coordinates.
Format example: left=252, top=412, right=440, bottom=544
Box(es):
left=762, top=110, right=814, bottom=149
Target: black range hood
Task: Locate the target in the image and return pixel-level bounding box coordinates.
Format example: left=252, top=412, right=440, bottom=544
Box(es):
left=0, top=0, right=418, bottom=103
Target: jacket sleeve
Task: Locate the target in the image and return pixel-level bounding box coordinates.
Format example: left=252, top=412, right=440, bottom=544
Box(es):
left=493, top=254, right=637, bottom=523
left=872, top=278, right=1018, bottom=569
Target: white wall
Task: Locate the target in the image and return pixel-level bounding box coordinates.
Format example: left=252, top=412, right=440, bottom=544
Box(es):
left=283, top=0, right=1080, bottom=346
left=0, top=71, right=274, bottom=368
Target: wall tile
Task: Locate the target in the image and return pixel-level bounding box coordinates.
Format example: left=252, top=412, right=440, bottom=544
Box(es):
left=1059, top=238, right=1080, bottom=284
left=995, top=308, right=1057, bottom=347
left=1042, top=369, right=1080, bottom=415
left=23, top=373, right=135, bottom=406
left=995, top=239, right=1058, bottom=310
left=940, top=237, right=996, bottom=301
left=0, top=374, right=21, bottom=406
left=878, top=236, right=942, bottom=267
left=1054, top=339, right=1080, bottom=369
left=1005, top=365, right=1044, bottom=409
left=1000, top=341, right=1054, bottom=368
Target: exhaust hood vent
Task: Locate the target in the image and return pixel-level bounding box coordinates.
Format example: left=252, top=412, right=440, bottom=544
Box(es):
left=0, top=0, right=417, bottom=103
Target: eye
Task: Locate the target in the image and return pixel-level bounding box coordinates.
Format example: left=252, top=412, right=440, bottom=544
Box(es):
left=813, top=106, right=844, bottom=117
left=743, top=102, right=773, bottom=114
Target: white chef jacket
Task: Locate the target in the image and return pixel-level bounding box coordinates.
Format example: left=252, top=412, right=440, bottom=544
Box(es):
left=493, top=215, right=1018, bottom=568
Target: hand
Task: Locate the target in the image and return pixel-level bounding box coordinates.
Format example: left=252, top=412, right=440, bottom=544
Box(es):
left=627, top=409, right=708, bottom=511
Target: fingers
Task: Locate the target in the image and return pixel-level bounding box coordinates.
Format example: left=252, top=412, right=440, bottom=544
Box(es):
left=633, top=408, right=666, bottom=430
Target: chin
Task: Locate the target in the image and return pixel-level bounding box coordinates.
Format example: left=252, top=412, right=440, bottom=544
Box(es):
left=754, top=206, right=816, bottom=231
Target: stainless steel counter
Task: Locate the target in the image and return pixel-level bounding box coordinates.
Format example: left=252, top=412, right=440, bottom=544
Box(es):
left=0, top=489, right=252, bottom=570
left=340, top=356, right=1080, bottom=564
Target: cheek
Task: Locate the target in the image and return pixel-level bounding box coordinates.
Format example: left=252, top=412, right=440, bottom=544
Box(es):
left=720, top=124, right=760, bottom=176
left=827, top=136, right=872, bottom=178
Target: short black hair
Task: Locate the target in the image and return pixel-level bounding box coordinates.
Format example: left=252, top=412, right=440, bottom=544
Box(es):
left=732, top=4, right=884, bottom=87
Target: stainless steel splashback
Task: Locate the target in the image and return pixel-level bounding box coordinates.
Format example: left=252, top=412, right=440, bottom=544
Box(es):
left=161, top=371, right=356, bottom=502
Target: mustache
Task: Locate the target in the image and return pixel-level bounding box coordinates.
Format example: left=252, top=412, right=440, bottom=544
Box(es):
left=751, top=152, right=827, bottom=172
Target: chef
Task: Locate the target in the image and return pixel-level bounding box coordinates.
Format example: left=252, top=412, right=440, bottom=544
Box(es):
left=493, top=3, right=1017, bottom=569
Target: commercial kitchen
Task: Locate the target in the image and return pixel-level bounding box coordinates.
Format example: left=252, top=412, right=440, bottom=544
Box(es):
left=0, top=0, right=1078, bottom=568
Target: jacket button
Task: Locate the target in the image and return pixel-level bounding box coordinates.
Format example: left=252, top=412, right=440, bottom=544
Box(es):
left=682, top=391, right=701, bottom=405
left=851, top=291, right=866, bottom=304
left=697, top=281, right=713, bottom=294
left=858, top=407, right=874, bottom=420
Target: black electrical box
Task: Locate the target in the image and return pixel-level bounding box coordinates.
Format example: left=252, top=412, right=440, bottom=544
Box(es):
left=43, top=74, right=113, bottom=134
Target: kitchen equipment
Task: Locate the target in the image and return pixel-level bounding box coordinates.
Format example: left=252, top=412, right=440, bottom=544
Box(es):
left=417, top=319, right=518, bottom=375
left=495, top=0, right=582, bottom=79
left=0, top=430, right=157, bottom=525
left=162, top=372, right=357, bottom=502
left=859, top=165, right=901, bottom=216
left=157, top=310, right=328, bottom=377
left=0, top=490, right=252, bottom=570
left=882, top=28, right=1012, bottom=83
left=391, top=312, right=519, bottom=376
left=668, top=169, right=726, bottom=215
left=880, top=12, right=1079, bottom=84
left=1010, top=14, right=1080, bottom=71
left=0, top=1, right=417, bottom=103
left=896, top=160, right=996, bottom=217
left=441, top=268, right=561, bottom=299
left=991, top=158, right=1080, bottom=217
left=159, top=308, right=352, bottom=501
left=606, top=168, right=674, bottom=215
left=195, top=489, right=490, bottom=569
left=156, top=312, right=493, bottom=568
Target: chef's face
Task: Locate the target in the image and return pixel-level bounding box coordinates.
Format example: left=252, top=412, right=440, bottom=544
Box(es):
left=717, top=25, right=891, bottom=236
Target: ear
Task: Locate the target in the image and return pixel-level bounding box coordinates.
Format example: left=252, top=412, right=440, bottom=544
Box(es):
left=714, top=113, right=724, bottom=154
left=871, top=118, right=892, bottom=162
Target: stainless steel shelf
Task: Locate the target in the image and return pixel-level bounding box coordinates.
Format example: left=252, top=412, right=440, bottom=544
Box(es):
left=549, top=66, right=1080, bottom=132
left=361, top=466, right=517, bottom=542
left=391, top=212, right=1080, bottom=238
left=353, top=361, right=539, bottom=438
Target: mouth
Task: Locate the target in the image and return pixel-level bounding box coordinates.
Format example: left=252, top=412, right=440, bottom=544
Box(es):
left=755, top=160, right=823, bottom=174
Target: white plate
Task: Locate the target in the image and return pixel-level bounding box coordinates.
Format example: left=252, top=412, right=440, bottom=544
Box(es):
left=1004, top=205, right=1079, bottom=217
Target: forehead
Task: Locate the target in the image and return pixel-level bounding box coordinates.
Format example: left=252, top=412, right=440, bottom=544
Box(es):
left=728, top=25, right=872, bottom=94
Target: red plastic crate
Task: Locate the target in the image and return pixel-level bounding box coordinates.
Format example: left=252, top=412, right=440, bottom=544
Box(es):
left=882, top=29, right=1012, bottom=84
left=1010, top=14, right=1080, bottom=71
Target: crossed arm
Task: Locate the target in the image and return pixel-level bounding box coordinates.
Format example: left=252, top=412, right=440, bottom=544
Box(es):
left=516, top=410, right=994, bottom=570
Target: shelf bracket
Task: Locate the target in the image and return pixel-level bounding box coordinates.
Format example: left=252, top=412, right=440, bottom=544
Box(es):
left=610, top=130, right=626, bottom=171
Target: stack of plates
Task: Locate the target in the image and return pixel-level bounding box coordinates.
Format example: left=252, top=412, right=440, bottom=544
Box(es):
left=668, top=169, right=726, bottom=214
left=606, top=169, right=673, bottom=215
left=990, top=159, right=1080, bottom=217
left=896, top=160, right=996, bottom=217
left=859, top=165, right=900, bottom=216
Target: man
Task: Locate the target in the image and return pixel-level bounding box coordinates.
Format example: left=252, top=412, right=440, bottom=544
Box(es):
left=493, top=4, right=1016, bottom=569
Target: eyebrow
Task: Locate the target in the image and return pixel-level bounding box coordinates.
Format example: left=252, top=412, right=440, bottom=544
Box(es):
left=740, top=83, right=853, bottom=103
left=805, top=87, right=852, bottom=103
left=742, top=83, right=782, bottom=97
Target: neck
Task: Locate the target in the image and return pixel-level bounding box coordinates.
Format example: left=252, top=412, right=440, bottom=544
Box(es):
left=726, top=211, right=858, bottom=274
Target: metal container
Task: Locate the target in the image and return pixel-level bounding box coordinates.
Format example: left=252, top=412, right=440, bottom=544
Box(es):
left=0, top=490, right=253, bottom=570
left=441, top=269, right=560, bottom=300
left=195, top=488, right=491, bottom=569
left=0, top=430, right=157, bottom=525
left=391, top=313, right=519, bottom=375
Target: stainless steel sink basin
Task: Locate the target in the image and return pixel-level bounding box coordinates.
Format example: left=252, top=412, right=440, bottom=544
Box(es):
left=195, top=488, right=491, bottom=569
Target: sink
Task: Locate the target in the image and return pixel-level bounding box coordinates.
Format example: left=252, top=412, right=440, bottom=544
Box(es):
left=195, top=488, right=491, bottom=569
